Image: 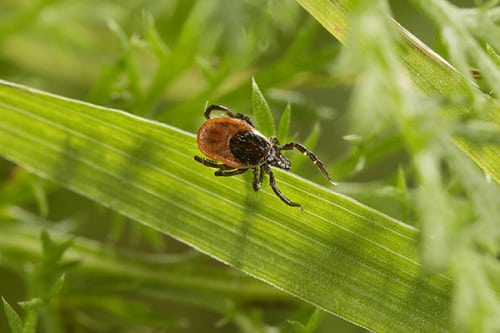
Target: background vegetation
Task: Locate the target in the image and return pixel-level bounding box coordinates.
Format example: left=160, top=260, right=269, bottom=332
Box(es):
left=0, top=0, right=499, bottom=332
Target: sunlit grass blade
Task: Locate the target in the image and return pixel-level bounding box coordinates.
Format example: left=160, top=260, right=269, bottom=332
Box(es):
left=0, top=79, right=454, bottom=332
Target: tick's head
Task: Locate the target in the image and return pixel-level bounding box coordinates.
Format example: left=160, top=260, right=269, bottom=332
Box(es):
left=267, top=146, right=291, bottom=170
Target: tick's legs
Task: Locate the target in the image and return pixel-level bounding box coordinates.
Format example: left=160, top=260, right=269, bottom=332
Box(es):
left=204, top=104, right=254, bottom=127
left=204, top=104, right=235, bottom=120
left=262, top=165, right=300, bottom=207
left=252, top=167, right=263, bottom=191
left=279, top=142, right=336, bottom=185
left=215, top=168, right=248, bottom=177
left=233, top=113, right=254, bottom=127
left=194, top=156, right=247, bottom=177
left=194, top=156, right=233, bottom=170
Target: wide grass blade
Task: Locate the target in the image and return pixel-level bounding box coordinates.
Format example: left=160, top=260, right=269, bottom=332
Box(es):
left=0, top=79, right=453, bottom=332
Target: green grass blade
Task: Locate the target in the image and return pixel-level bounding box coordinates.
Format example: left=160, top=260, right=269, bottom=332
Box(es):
left=296, top=0, right=500, bottom=183
left=0, top=79, right=453, bottom=332
left=252, top=78, right=276, bottom=137
left=2, top=298, right=23, bottom=333
left=277, top=103, right=292, bottom=144
left=0, top=222, right=284, bottom=312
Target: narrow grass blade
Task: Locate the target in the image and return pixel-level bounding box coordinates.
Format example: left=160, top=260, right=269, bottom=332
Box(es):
left=277, top=103, right=292, bottom=144
left=2, top=298, right=23, bottom=333
left=252, top=78, right=276, bottom=137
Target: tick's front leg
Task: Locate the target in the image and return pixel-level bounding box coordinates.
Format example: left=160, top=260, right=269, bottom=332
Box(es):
left=204, top=104, right=235, bottom=120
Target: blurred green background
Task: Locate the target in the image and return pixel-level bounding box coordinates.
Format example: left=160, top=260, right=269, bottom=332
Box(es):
left=0, top=0, right=479, bottom=332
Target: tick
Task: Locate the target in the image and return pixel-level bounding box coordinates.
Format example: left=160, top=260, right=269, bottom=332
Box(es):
left=195, top=104, right=334, bottom=207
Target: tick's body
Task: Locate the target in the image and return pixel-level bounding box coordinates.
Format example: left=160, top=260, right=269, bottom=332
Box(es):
left=197, top=117, right=270, bottom=169
left=195, top=104, right=333, bottom=207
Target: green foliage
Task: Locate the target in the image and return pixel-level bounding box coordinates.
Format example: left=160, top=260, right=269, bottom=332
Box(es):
left=2, top=298, right=23, bottom=333
left=252, top=78, right=276, bottom=137
left=0, top=0, right=499, bottom=332
left=287, top=309, right=325, bottom=333
left=1, top=231, right=69, bottom=333
left=277, top=103, right=292, bottom=144
left=298, top=0, right=500, bottom=332
left=0, top=77, right=453, bottom=332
